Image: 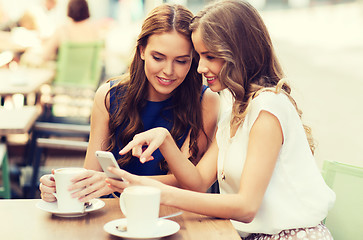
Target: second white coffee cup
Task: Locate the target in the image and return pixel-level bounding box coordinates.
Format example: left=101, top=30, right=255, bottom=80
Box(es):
left=120, top=186, right=161, bottom=236
left=52, top=167, right=86, bottom=213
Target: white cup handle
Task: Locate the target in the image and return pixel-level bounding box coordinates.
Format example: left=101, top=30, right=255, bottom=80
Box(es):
left=119, top=192, right=127, bottom=216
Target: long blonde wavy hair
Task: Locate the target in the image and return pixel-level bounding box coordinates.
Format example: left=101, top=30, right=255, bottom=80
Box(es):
left=191, top=0, right=315, bottom=154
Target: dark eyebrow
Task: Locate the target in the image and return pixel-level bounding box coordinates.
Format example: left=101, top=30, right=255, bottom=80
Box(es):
left=200, top=51, right=210, bottom=55
left=151, top=51, right=191, bottom=59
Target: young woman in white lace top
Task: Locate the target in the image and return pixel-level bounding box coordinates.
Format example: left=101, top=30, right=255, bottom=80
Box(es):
left=107, top=1, right=335, bottom=239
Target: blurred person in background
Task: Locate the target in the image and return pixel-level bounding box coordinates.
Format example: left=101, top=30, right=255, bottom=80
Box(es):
left=0, top=9, right=38, bottom=32
left=39, top=3, right=219, bottom=202
left=42, top=0, right=102, bottom=61
left=31, top=0, right=59, bottom=40
left=0, top=0, right=58, bottom=36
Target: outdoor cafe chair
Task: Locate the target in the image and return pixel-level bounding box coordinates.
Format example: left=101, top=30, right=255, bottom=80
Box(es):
left=40, top=40, right=104, bottom=124
left=322, top=160, right=363, bottom=240
left=0, top=143, right=11, bottom=199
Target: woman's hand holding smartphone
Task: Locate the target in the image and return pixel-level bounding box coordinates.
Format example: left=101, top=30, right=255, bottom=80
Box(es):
left=95, top=151, right=123, bottom=181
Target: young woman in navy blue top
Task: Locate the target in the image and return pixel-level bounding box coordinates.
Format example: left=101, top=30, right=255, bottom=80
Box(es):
left=39, top=4, right=219, bottom=202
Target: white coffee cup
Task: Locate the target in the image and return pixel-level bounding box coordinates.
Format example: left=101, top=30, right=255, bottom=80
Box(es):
left=52, top=167, right=86, bottom=213
left=120, top=186, right=161, bottom=236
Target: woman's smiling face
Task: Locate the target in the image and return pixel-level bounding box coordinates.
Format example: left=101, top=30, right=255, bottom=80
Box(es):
left=140, top=30, right=193, bottom=102
left=192, top=28, right=226, bottom=93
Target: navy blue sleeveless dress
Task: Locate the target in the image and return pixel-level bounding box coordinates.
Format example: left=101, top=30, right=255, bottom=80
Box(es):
left=109, top=81, right=208, bottom=176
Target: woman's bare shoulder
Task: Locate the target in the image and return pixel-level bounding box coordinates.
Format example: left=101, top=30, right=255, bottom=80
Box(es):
left=94, top=82, right=111, bottom=110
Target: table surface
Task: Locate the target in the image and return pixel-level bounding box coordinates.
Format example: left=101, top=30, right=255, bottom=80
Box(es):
left=0, top=199, right=241, bottom=240
left=0, top=106, right=40, bottom=135
left=0, top=67, right=54, bottom=96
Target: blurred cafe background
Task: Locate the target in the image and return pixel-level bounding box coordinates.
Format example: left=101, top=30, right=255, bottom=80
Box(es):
left=0, top=0, right=362, bottom=199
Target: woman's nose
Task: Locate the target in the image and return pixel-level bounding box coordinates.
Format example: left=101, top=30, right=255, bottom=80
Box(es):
left=163, top=61, right=174, bottom=75
left=197, top=60, right=208, bottom=74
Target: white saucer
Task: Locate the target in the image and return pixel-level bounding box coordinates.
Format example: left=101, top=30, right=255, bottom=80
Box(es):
left=36, top=198, right=105, bottom=217
left=104, top=218, right=180, bottom=239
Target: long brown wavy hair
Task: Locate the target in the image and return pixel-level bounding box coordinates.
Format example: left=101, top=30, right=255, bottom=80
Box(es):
left=105, top=4, right=204, bottom=168
left=191, top=0, right=315, bottom=154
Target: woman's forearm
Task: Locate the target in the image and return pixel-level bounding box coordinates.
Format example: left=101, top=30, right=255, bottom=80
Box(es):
left=159, top=132, right=205, bottom=191
left=163, top=186, right=256, bottom=223
left=150, top=174, right=179, bottom=187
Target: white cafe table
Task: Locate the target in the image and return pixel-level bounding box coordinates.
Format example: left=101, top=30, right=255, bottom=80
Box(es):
left=0, top=67, right=54, bottom=97
left=0, top=199, right=242, bottom=240
left=0, top=106, right=41, bottom=135
left=0, top=106, right=41, bottom=199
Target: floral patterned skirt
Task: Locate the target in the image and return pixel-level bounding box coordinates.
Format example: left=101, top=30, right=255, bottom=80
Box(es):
left=243, top=223, right=333, bottom=240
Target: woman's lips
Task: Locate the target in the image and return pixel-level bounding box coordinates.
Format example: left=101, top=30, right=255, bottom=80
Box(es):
left=205, top=76, right=217, bottom=84
left=157, top=76, right=175, bottom=86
